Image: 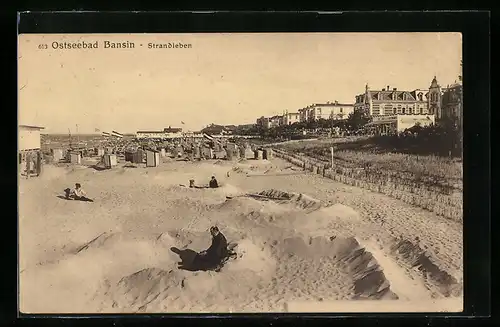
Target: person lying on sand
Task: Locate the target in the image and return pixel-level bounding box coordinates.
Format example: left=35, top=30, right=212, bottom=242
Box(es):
left=197, top=226, right=228, bottom=267
left=65, top=183, right=94, bottom=202
left=209, top=176, right=219, bottom=188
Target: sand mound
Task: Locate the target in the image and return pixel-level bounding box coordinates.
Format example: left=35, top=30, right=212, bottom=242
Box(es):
left=216, top=197, right=292, bottom=226
left=255, top=189, right=323, bottom=211
left=292, top=204, right=362, bottom=238
left=390, top=239, right=462, bottom=297
left=271, top=235, right=398, bottom=300
left=102, top=267, right=183, bottom=312
left=22, top=158, right=459, bottom=312
left=73, top=232, right=123, bottom=254
left=225, top=239, right=276, bottom=276
left=97, top=234, right=397, bottom=312
left=38, top=165, right=69, bottom=181
left=219, top=184, right=244, bottom=198
left=345, top=246, right=397, bottom=300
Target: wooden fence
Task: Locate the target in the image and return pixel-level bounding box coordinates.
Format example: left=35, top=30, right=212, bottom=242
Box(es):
left=273, top=148, right=462, bottom=222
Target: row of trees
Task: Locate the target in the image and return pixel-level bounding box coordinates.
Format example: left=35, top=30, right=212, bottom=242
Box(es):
left=372, top=117, right=461, bottom=157
left=234, top=111, right=460, bottom=157
left=246, top=110, right=371, bottom=138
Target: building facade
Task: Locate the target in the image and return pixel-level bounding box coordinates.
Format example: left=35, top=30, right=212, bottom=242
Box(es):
left=298, top=102, right=354, bottom=122
left=441, top=83, right=462, bottom=124
left=283, top=112, right=300, bottom=125
left=164, top=127, right=182, bottom=133
left=354, top=82, right=434, bottom=117
left=269, top=115, right=283, bottom=128
left=364, top=114, right=436, bottom=135
left=428, top=77, right=443, bottom=117
left=19, top=125, right=45, bottom=151
left=256, top=116, right=271, bottom=129
left=298, top=107, right=310, bottom=122
left=136, top=131, right=167, bottom=139
left=354, top=77, right=462, bottom=132
left=18, top=124, right=45, bottom=172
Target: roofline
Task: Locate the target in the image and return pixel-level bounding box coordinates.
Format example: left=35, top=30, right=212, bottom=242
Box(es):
left=19, top=125, right=45, bottom=130
left=311, top=103, right=354, bottom=107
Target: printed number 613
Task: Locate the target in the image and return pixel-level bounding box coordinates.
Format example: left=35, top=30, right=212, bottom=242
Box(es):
left=38, top=44, right=48, bottom=49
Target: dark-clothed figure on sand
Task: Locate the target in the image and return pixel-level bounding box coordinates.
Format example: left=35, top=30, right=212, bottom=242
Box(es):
left=197, top=226, right=228, bottom=267
left=209, top=176, right=219, bottom=188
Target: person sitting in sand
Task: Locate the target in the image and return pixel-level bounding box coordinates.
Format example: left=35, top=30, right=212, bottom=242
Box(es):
left=197, top=226, right=228, bottom=268
left=209, top=176, right=219, bottom=188
left=66, top=183, right=94, bottom=202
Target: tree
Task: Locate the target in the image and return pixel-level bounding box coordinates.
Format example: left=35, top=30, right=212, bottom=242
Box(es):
left=346, top=110, right=370, bottom=131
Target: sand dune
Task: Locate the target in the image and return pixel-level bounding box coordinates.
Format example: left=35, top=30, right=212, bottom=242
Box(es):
left=19, top=158, right=462, bottom=313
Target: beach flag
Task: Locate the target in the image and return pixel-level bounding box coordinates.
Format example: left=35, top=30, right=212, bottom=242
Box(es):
left=111, top=131, right=124, bottom=138
left=102, top=132, right=111, bottom=137
left=203, top=133, right=214, bottom=141
left=181, top=121, right=185, bottom=125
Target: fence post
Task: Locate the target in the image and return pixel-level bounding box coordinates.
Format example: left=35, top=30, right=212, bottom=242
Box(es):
left=330, top=147, right=334, bottom=169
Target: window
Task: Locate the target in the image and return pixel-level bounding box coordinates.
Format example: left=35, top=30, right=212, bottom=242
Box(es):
left=340, top=108, right=343, bottom=113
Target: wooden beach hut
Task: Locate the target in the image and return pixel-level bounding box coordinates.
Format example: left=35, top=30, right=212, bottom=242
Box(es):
left=263, top=148, right=273, bottom=160
left=146, top=149, right=160, bottom=167
left=254, top=150, right=263, bottom=160
left=70, top=152, right=82, bottom=164
left=51, top=148, right=64, bottom=162
left=103, top=154, right=118, bottom=168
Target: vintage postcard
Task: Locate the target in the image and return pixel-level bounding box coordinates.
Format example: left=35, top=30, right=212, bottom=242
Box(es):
left=18, top=33, right=463, bottom=314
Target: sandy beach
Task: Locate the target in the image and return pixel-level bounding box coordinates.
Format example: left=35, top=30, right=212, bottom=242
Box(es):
left=18, top=157, right=463, bottom=313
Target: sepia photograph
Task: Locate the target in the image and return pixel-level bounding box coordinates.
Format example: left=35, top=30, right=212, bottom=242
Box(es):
left=18, top=32, right=464, bottom=314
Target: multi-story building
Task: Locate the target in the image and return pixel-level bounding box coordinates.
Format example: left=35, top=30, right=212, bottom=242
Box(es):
left=441, top=83, right=462, bottom=124
left=298, top=102, right=354, bottom=122
left=256, top=115, right=284, bottom=129
left=428, top=77, right=443, bottom=117
left=441, top=82, right=463, bottom=154
left=354, top=77, right=462, bottom=130
left=282, top=112, right=300, bottom=125
left=354, top=80, right=438, bottom=117
left=256, top=116, right=271, bottom=129
left=298, top=107, right=310, bottom=122
left=269, top=115, right=283, bottom=128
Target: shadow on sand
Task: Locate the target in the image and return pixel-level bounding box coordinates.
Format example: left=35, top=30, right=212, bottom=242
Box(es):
left=170, top=247, right=215, bottom=272
left=90, top=165, right=107, bottom=171
left=56, top=193, right=94, bottom=202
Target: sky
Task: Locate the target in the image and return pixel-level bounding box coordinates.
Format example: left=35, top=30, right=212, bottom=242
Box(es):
left=18, top=33, right=462, bottom=134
